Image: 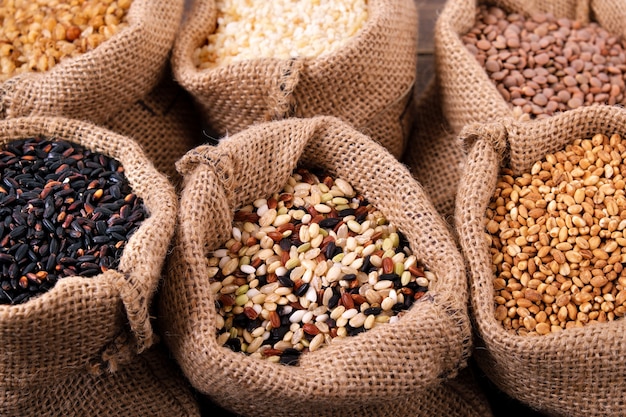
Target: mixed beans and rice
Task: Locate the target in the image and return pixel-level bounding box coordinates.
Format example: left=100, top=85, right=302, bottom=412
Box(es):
left=209, top=168, right=434, bottom=364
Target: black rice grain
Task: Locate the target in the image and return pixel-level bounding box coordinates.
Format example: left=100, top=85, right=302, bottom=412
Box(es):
left=0, top=136, right=148, bottom=305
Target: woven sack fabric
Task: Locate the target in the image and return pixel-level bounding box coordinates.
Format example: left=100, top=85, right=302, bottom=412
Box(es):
left=238, top=367, right=492, bottom=417
left=1, top=346, right=200, bottom=417
left=0, top=0, right=184, bottom=124
left=103, top=66, right=203, bottom=187
left=171, top=0, right=417, bottom=159
left=403, top=79, right=466, bottom=224
left=201, top=367, right=494, bottom=417
left=455, top=105, right=626, bottom=417
left=434, top=0, right=620, bottom=134
left=0, top=117, right=178, bottom=408
left=327, top=367, right=494, bottom=417
left=436, top=368, right=494, bottom=417
left=159, top=116, right=472, bottom=417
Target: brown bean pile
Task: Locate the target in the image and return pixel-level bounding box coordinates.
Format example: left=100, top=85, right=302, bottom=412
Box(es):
left=0, top=0, right=132, bottom=81
left=486, top=133, right=626, bottom=336
left=463, top=6, right=626, bottom=120
left=208, top=168, right=435, bottom=364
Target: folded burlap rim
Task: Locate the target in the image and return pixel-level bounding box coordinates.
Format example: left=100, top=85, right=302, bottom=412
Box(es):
left=172, top=0, right=411, bottom=115
left=170, top=0, right=417, bottom=159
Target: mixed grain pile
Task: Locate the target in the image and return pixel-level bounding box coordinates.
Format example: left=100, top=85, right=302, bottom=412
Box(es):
left=210, top=168, right=434, bottom=363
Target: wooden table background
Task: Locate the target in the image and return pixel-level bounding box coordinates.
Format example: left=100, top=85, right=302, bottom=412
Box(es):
left=416, top=0, right=441, bottom=96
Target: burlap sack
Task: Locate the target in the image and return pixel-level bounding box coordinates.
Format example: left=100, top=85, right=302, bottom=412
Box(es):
left=102, top=66, right=203, bottom=187
left=0, top=0, right=184, bottom=124
left=455, top=105, right=626, bottom=417
left=2, top=346, right=200, bottom=417
left=202, top=367, right=494, bottom=417
left=359, top=367, right=494, bottom=417
left=436, top=368, right=494, bottom=417
left=435, top=0, right=623, bottom=133
left=171, top=0, right=418, bottom=159
left=403, top=78, right=466, bottom=224
left=0, top=117, right=178, bottom=412
left=200, top=368, right=494, bottom=417
left=159, top=116, right=471, bottom=417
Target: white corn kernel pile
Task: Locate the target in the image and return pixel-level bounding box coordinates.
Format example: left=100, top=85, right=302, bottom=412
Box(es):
left=0, top=0, right=132, bottom=82
left=194, top=0, right=369, bottom=69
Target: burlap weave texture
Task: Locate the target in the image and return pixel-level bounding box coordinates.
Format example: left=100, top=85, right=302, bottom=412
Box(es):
left=160, top=116, right=472, bottom=417
left=1, top=346, right=200, bottom=417
left=171, top=0, right=418, bottom=159
left=455, top=105, right=626, bottom=417
left=103, top=66, right=203, bottom=187
left=404, top=79, right=465, bottom=225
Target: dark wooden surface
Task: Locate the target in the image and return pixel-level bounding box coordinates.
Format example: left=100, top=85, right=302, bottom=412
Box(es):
left=416, top=0, right=440, bottom=96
